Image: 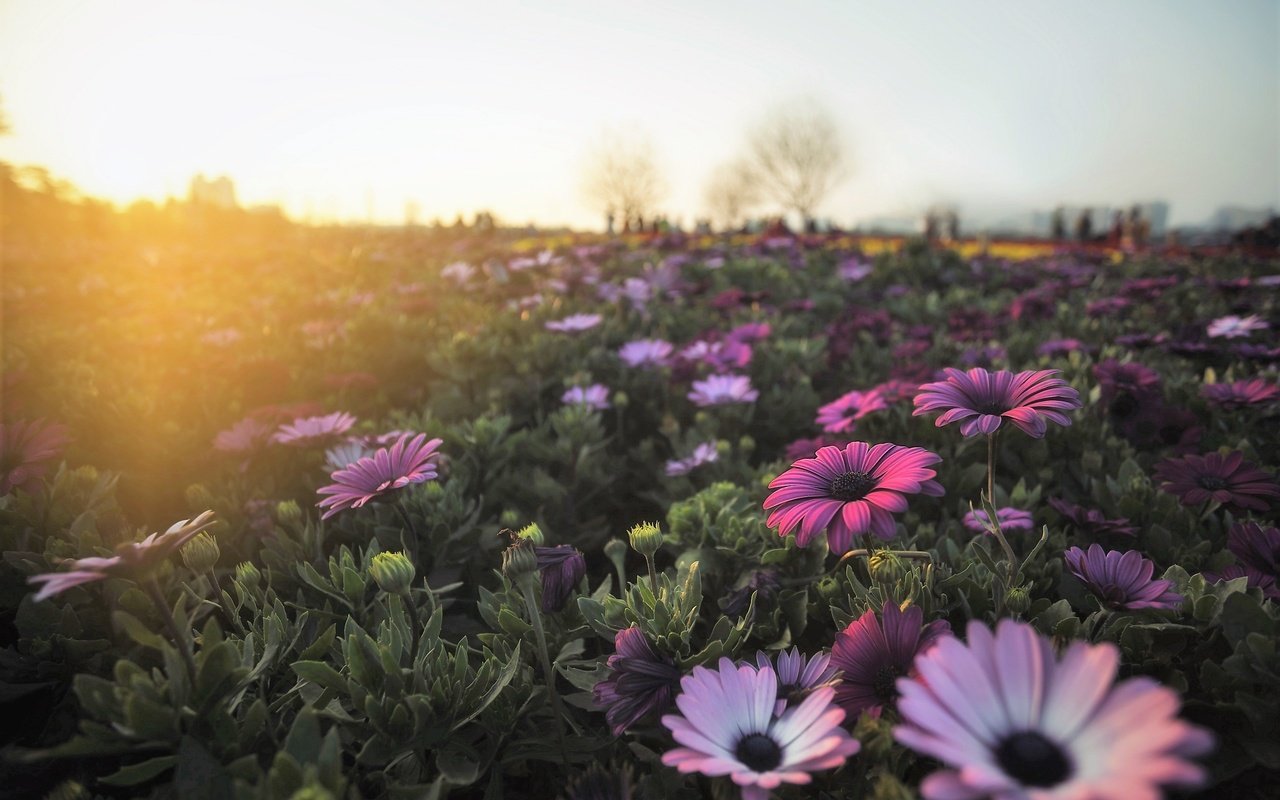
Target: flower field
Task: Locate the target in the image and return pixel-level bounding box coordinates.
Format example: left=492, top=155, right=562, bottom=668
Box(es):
left=2, top=224, right=1278, bottom=799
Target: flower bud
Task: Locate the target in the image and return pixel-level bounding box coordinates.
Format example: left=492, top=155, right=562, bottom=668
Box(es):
left=369, top=551, right=416, bottom=594
left=737, top=435, right=756, bottom=455
left=1005, top=585, right=1032, bottom=615
left=612, top=391, right=629, bottom=408
left=515, top=522, right=545, bottom=545
left=235, top=561, right=262, bottom=587
left=180, top=532, right=220, bottom=572
left=868, top=551, right=908, bottom=584
left=275, top=500, right=303, bottom=524
left=499, top=509, right=521, bottom=528
left=715, top=440, right=732, bottom=458
left=627, top=522, right=664, bottom=558
left=604, top=537, right=628, bottom=581
left=502, top=539, right=538, bottom=582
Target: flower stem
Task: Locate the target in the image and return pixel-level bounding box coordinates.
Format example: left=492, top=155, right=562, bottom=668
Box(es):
left=984, top=433, right=1018, bottom=585
left=393, top=501, right=420, bottom=564
left=399, top=589, right=422, bottom=666
left=644, top=554, right=659, bottom=595
left=986, top=433, right=996, bottom=504
left=519, top=579, right=570, bottom=766
left=144, top=577, right=198, bottom=686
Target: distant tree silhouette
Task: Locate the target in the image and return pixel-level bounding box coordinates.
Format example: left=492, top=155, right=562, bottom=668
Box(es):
left=747, top=98, right=846, bottom=224
left=581, top=128, right=667, bottom=232
left=703, top=159, right=760, bottom=230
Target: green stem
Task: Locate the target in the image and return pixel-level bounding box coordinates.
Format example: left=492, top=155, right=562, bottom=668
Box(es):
left=144, top=577, right=197, bottom=685
left=644, top=554, right=659, bottom=595
left=399, top=590, right=422, bottom=667
left=985, top=433, right=1018, bottom=586
left=986, top=433, right=996, bottom=504
left=520, top=580, right=569, bottom=766
left=393, top=501, right=420, bottom=564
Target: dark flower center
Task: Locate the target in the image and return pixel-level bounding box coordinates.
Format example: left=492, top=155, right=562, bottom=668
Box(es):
left=830, top=470, right=877, bottom=501
left=873, top=664, right=904, bottom=704
left=995, top=731, right=1073, bottom=788
left=1197, top=475, right=1228, bottom=491
left=978, top=401, right=1009, bottom=415
left=735, top=733, right=782, bottom=772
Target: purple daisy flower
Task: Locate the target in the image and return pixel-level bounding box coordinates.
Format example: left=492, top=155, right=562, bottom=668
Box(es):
left=315, top=433, right=443, bottom=519
left=1036, top=338, right=1089, bottom=358
left=545, top=313, right=602, bottom=333
left=273, top=412, right=357, bottom=447
left=213, top=417, right=274, bottom=455
left=913, top=367, right=1082, bottom=438
left=1048, top=498, right=1138, bottom=538
left=618, top=338, right=674, bottom=368
left=661, top=658, right=860, bottom=800
left=1064, top=544, right=1183, bottom=611
left=1207, top=314, right=1268, bottom=339
left=0, top=418, right=71, bottom=496
left=562, top=384, right=611, bottom=411
left=895, top=619, right=1213, bottom=800
left=1202, top=564, right=1279, bottom=600
left=815, top=390, right=888, bottom=434
left=534, top=544, right=586, bottom=612
left=963, top=507, right=1034, bottom=534
left=764, top=442, right=944, bottom=553
left=689, top=374, right=759, bottom=407
left=593, top=626, right=682, bottom=735
left=1201, top=378, right=1280, bottom=410
left=1153, top=451, right=1280, bottom=513
left=755, top=648, right=841, bottom=714
left=664, top=441, right=719, bottom=477
left=1227, top=520, right=1280, bottom=575
left=830, top=602, right=950, bottom=720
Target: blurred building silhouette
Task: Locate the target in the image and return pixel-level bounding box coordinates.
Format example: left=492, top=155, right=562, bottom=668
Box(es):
left=188, top=173, right=238, bottom=209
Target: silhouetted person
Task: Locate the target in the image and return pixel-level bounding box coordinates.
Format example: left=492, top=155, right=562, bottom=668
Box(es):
left=1110, top=211, right=1125, bottom=248
left=945, top=211, right=959, bottom=241
left=1051, top=207, right=1066, bottom=240
left=924, top=211, right=939, bottom=242
left=606, top=209, right=615, bottom=235
left=1075, top=209, right=1093, bottom=243
left=1130, top=205, right=1148, bottom=248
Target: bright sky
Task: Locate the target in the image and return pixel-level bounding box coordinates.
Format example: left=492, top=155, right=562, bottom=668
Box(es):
left=1, top=0, right=1276, bottom=228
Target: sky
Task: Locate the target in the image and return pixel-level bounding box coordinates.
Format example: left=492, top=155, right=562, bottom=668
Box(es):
left=0, top=0, right=1277, bottom=228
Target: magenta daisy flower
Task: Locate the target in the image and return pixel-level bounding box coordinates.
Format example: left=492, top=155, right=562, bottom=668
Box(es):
left=829, top=602, right=950, bottom=719
left=1201, top=378, right=1280, bottom=410
left=562, top=384, right=611, bottom=411
left=316, top=433, right=443, bottom=519
left=593, top=626, right=682, bottom=735
left=1047, top=498, right=1137, bottom=538
left=764, top=442, right=944, bottom=553
left=895, top=619, right=1212, bottom=800
left=1063, top=544, right=1183, bottom=611
left=273, top=412, right=357, bottom=447
left=755, top=648, right=841, bottom=714
left=815, top=390, right=888, bottom=434
left=661, top=658, right=860, bottom=800
left=618, top=338, right=674, bottom=368
left=1153, top=451, right=1280, bottom=513
left=0, top=419, right=71, bottom=496
left=963, top=507, right=1034, bottom=534
left=29, top=511, right=218, bottom=601
left=689, top=374, right=759, bottom=407
left=913, top=367, right=1082, bottom=438
left=545, top=313, right=602, bottom=333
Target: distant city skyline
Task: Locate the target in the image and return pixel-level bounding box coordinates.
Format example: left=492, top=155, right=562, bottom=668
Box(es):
left=1, top=1, right=1276, bottom=229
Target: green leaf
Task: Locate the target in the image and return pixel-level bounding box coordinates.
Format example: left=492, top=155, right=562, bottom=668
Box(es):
left=113, top=610, right=168, bottom=650
left=298, top=623, right=337, bottom=661
left=436, top=743, right=479, bottom=785
left=293, top=660, right=348, bottom=694
left=174, top=736, right=233, bottom=800
left=100, top=755, right=177, bottom=786
left=284, top=707, right=322, bottom=763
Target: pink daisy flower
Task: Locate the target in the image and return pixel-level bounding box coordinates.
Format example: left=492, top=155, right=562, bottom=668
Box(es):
left=1064, top=544, right=1184, bottom=611
left=755, top=648, right=841, bottom=715
left=764, top=442, right=944, bottom=553
left=830, top=602, right=950, bottom=720
left=661, top=658, right=861, bottom=800
left=213, top=417, right=273, bottom=454
left=689, top=374, right=759, bottom=407
left=1206, top=314, right=1268, bottom=339
left=963, top=507, right=1034, bottom=534
left=316, top=433, right=443, bottom=519
left=913, top=367, right=1082, bottom=438
left=562, top=384, right=611, bottom=411
left=618, top=338, right=674, bottom=368
left=895, top=619, right=1213, bottom=800
left=815, top=390, right=888, bottom=434
left=272, top=412, right=357, bottom=447
left=1201, top=378, right=1280, bottom=410
left=545, top=313, right=602, bottom=333
left=665, top=441, right=719, bottom=477
left=0, top=419, right=71, bottom=496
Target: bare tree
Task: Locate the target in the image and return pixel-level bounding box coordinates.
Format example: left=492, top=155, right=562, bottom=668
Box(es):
left=580, top=128, right=666, bottom=230
left=747, top=98, right=846, bottom=223
left=703, top=159, right=760, bottom=230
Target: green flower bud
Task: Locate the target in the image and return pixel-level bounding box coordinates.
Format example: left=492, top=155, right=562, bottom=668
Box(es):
left=424, top=482, right=445, bottom=500
left=627, top=522, right=664, bottom=558
left=369, top=551, right=416, bottom=594
left=185, top=483, right=216, bottom=510
left=715, top=440, right=732, bottom=458
left=515, top=522, right=545, bottom=545
left=499, top=509, right=521, bottom=528
left=612, top=391, right=629, bottom=408
left=1005, top=585, right=1032, bottom=615
left=816, top=575, right=842, bottom=602
left=288, top=785, right=336, bottom=800
left=604, top=537, right=628, bottom=580
left=737, top=435, right=756, bottom=454
left=502, top=539, right=538, bottom=582
left=868, top=551, right=908, bottom=584
left=235, top=561, right=262, bottom=587
left=276, top=500, right=303, bottom=524
left=180, top=532, right=220, bottom=572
